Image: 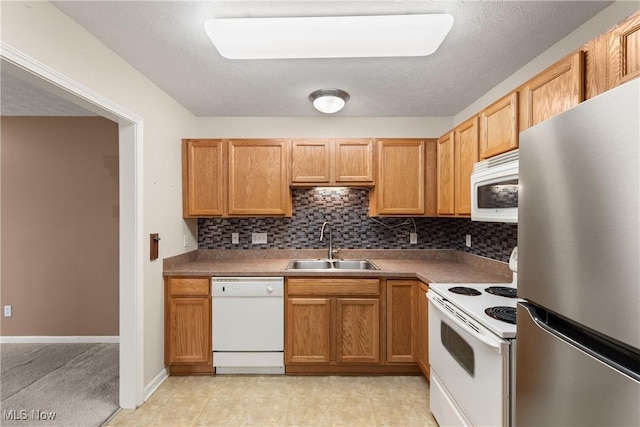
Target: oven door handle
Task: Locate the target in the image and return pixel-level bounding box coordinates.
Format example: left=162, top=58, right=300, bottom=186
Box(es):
left=427, top=292, right=505, bottom=354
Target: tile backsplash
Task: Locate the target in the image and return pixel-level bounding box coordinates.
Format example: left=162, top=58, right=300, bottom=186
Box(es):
left=198, top=188, right=517, bottom=262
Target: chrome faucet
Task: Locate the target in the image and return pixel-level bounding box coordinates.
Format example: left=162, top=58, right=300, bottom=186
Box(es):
left=320, top=221, right=334, bottom=259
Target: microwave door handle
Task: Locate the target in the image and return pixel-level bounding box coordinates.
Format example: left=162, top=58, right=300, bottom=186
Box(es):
left=427, top=292, right=504, bottom=354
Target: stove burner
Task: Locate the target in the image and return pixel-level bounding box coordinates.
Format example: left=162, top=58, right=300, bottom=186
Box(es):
left=448, top=286, right=482, bottom=296
left=485, top=306, right=517, bottom=324
left=485, top=286, right=518, bottom=298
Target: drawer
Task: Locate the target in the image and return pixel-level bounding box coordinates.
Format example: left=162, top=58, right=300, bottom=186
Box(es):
left=287, top=278, right=380, bottom=296
left=169, top=277, right=210, bottom=296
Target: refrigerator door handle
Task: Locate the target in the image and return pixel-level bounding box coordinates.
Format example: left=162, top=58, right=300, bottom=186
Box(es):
left=521, top=302, right=640, bottom=383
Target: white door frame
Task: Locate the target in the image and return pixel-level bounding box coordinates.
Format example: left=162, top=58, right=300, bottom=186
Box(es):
left=1, top=42, right=144, bottom=409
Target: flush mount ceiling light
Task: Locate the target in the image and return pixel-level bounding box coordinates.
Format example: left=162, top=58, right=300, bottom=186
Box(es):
left=309, top=89, right=350, bottom=114
left=204, top=14, right=454, bottom=59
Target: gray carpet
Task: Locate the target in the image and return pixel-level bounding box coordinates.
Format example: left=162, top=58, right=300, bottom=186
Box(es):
left=0, top=343, right=119, bottom=427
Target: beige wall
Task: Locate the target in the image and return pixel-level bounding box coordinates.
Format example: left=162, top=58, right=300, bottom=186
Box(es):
left=1, top=116, right=119, bottom=336
left=1, top=1, right=198, bottom=387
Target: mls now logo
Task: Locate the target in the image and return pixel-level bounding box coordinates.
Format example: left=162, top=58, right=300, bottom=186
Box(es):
left=3, top=410, right=28, bottom=420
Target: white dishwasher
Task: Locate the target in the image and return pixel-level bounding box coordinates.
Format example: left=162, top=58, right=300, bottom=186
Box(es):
left=211, top=277, right=284, bottom=374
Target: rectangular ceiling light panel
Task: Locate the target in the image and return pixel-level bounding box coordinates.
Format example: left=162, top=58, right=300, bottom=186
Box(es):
left=204, top=14, right=454, bottom=59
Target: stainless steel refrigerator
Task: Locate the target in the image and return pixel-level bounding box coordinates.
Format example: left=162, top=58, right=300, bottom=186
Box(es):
left=516, top=78, right=640, bottom=426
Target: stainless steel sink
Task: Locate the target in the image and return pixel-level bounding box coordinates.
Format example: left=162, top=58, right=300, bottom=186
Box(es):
left=333, top=260, right=378, bottom=270
left=288, top=260, right=333, bottom=270
left=286, top=259, right=379, bottom=271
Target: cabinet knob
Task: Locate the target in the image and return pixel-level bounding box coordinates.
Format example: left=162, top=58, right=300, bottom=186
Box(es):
left=266, top=285, right=274, bottom=293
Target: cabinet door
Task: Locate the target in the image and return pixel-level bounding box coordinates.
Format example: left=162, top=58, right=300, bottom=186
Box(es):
left=291, top=139, right=331, bottom=183
left=286, top=298, right=331, bottom=364
left=334, top=139, right=374, bottom=183
left=374, top=139, right=425, bottom=215
left=454, top=117, right=479, bottom=216
left=336, top=298, right=380, bottom=364
left=416, top=282, right=430, bottom=379
left=479, top=93, right=518, bottom=160
left=182, top=139, right=226, bottom=217
left=521, top=51, right=584, bottom=130
left=584, top=31, right=613, bottom=100
left=584, top=11, right=640, bottom=99
left=387, top=280, right=417, bottom=363
left=437, top=131, right=455, bottom=215
left=228, top=139, right=291, bottom=216
left=424, top=140, right=438, bottom=217
left=167, top=297, right=212, bottom=365
left=609, top=11, right=640, bottom=88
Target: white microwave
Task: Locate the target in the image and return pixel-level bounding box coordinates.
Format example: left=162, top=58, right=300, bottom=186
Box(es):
left=470, top=149, right=519, bottom=223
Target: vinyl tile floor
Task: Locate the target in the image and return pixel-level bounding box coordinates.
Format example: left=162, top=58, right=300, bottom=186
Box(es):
left=106, top=375, right=438, bottom=427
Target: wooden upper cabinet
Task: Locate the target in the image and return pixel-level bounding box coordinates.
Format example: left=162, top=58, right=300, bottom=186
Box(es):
left=334, top=139, right=374, bottom=183
left=228, top=139, right=291, bottom=216
left=609, top=11, right=640, bottom=88
left=437, top=131, right=455, bottom=215
left=581, top=11, right=639, bottom=99
left=182, top=139, right=226, bottom=217
left=437, top=118, right=478, bottom=217
left=424, top=139, right=438, bottom=217
left=520, top=51, right=585, bottom=131
left=291, top=139, right=331, bottom=183
left=479, top=92, right=518, bottom=160
left=454, top=116, right=479, bottom=216
left=372, top=139, right=425, bottom=216
left=291, top=139, right=374, bottom=186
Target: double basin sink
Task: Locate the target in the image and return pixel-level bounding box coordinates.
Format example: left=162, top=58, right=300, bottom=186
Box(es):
left=287, top=259, right=379, bottom=271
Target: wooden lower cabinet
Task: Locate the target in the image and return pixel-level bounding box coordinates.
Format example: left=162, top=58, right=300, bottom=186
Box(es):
left=416, top=282, right=430, bottom=380
left=165, top=277, right=213, bottom=375
left=336, top=298, right=380, bottom=363
left=286, top=298, right=331, bottom=363
left=386, top=280, right=417, bottom=363
left=285, top=277, right=419, bottom=374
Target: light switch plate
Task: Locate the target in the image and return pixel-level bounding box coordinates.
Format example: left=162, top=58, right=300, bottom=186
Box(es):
left=410, top=233, right=418, bottom=245
left=4, top=305, right=11, bottom=317
left=465, top=234, right=472, bottom=247
left=232, top=233, right=239, bottom=244
left=252, top=232, right=267, bottom=244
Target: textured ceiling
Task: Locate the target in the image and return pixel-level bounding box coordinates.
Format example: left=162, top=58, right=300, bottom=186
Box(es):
left=4, top=1, right=614, bottom=117
left=1, top=69, right=96, bottom=116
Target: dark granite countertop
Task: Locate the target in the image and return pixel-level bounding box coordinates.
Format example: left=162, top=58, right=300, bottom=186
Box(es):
left=163, top=249, right=513, bottom=284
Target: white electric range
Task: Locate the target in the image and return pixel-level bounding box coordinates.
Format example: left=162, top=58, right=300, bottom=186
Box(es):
left=428, top=247, right=520, bottom=427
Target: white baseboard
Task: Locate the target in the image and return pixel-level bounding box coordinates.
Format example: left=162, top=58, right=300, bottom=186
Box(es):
left=0, top=336, right=119, bottom=344
left=144, top=368, right=168, bottom=402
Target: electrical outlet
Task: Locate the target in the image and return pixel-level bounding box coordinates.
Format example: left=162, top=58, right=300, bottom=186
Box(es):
left=183, top=234, right=188, bottom=247
left=410, top=233, right=418, bottom=245
left=232, top=233, right=239, bottom=244
left=252, top=232, right=267, bottom=245
left=4, top=305, right=12, bottom=317
left=465, top=234, right=472, bottom=247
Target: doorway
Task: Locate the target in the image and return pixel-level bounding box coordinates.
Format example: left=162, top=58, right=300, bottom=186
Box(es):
left=1, top=47, right=144, bottom=409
